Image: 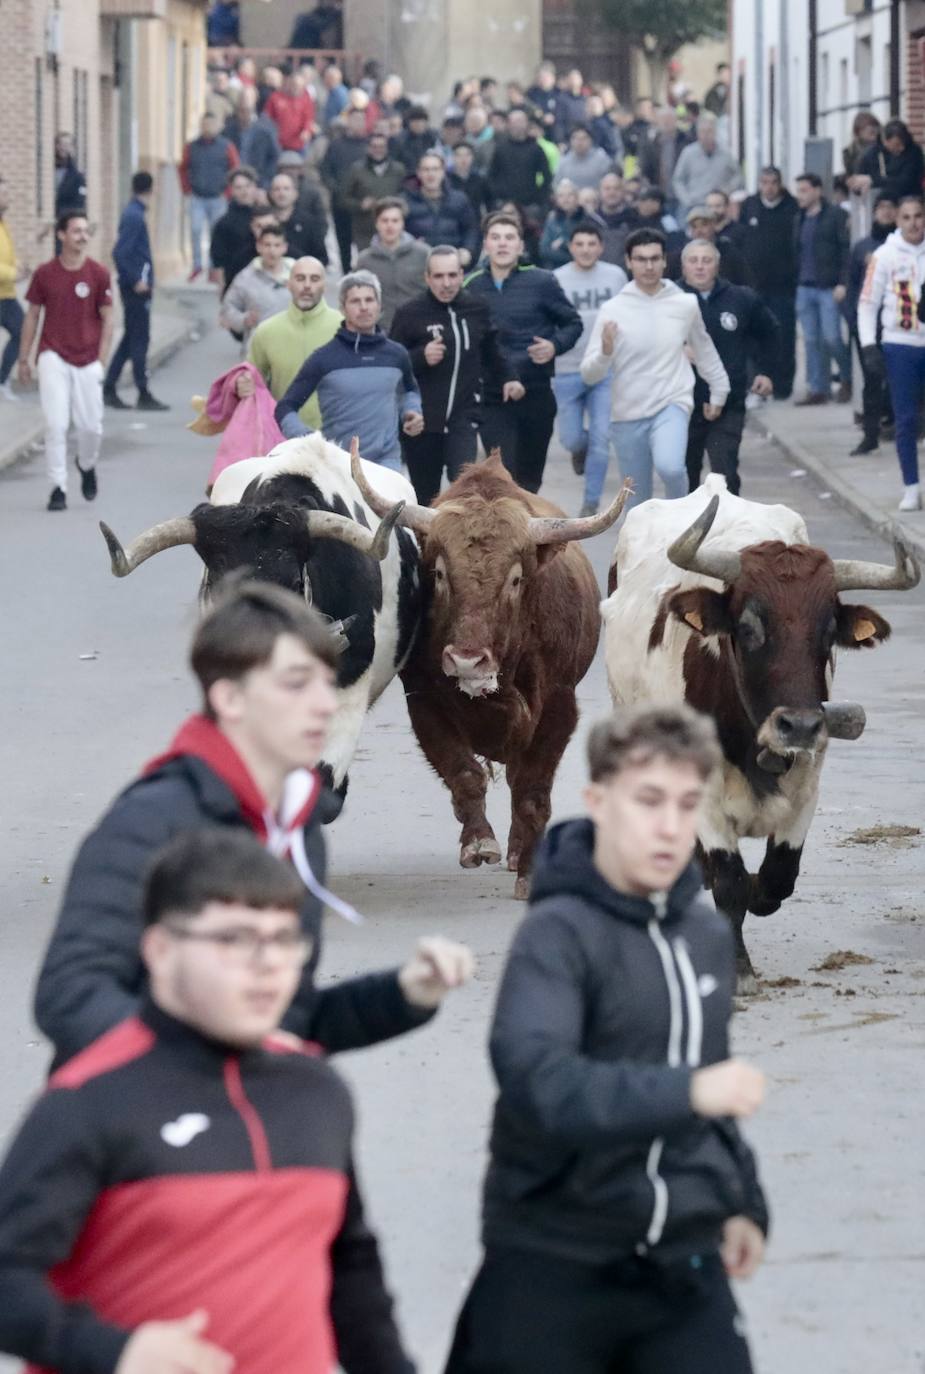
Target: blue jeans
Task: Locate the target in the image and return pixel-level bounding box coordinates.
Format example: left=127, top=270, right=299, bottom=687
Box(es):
left=0, top=297, right=23, bottom=384
left=882, top=342, right=925, bottom=485
left=553, top=371, right=613, bottom=505
left=796, top=284, right=850, bottom=396
left=188, top=194, right=226, bottom=272
left=610, top=404, right=690, bottom=508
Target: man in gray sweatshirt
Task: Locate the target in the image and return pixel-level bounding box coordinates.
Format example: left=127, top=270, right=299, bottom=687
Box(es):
left=219, top=221, right=294, bottom=348
left=671, top=114, right=743, bottom=216
left=553, top=125, right=616, bottom=192
left=355, top=198, right=429, bottom=330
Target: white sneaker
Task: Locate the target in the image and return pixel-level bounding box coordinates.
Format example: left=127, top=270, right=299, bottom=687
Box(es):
left=898, top=485, right=921, bottom=512
left=0, top=381, right=19, bottom=402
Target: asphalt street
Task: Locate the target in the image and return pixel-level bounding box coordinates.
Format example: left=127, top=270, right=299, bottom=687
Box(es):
left=2, top=303, right=924, bottom=1374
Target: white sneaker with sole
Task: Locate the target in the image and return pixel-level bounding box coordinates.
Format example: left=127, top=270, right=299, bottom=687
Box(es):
left=898, top=484, right=921, bottom=511
left=0, top=381, right=19, bottom=402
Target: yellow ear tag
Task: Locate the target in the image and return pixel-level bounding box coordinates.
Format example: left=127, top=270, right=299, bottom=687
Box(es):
left=684, top=610, right=704, bottom=632
left=854, top=618, right=876, bottom=641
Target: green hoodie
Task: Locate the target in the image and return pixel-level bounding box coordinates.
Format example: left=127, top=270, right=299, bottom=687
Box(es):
left=247, top=298, right=342, bottom=429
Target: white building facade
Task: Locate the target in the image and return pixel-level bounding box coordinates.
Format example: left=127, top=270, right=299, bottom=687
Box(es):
left=731, top=0, right=925, bottom=189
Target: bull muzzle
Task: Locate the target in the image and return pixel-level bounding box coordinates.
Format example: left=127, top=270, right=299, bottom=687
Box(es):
left=442, top=647, right=499, bottom=699
left=756, top=701, right=867, bottom=770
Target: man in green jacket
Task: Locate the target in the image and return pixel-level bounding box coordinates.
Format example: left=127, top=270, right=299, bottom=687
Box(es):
left=234, top=256, right=340, bottom=426
left=340, top=131, right=407, bottom=252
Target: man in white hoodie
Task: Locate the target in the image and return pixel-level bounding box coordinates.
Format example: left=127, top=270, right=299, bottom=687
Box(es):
left=858, top=195, right=925, bottom=511
left=581, top=227, right=729, bottom=508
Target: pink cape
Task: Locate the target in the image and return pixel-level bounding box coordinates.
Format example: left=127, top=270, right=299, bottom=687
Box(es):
left=203, top=363, right=284, bottom=486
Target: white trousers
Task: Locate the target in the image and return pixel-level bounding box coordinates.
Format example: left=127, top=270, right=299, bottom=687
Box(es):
left=38, top=350, right=104, bottom=492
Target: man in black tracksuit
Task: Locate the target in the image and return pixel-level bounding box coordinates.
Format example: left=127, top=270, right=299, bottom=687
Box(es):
left=679, top=240, right=779, bottom=494
left=209, top=165, right=260, bottom=296
left=464, top=212, right=582, bottom=493
left=0, top=829, right=415, bottom=1374
left=389, top=246, right=519, bottom=504
left=34, top=581, right=471, bottom=1070
left=445, top=705, right=768, bottom=1374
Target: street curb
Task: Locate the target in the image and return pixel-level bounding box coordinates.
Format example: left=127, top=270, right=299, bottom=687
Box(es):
left=0, top=309, right=197, bottom=476
left=748, top=412, right=925, bottom=563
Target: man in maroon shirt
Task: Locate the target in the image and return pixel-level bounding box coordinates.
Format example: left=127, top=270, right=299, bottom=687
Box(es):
left=19, top=210, right=113, bottom=511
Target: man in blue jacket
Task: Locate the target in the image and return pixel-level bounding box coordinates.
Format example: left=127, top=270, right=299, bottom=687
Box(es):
left=276, top=269, right=423, bottom=468
left=404, top=153, right=479, bottom=268
left=103, top=171, right=169, bottom=412
left=465, top=211, right=582, bottom=492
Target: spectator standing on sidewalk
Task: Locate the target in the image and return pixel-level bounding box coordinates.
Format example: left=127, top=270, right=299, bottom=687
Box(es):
left=235, top=256, right=340, bottom=426
left=671, top=114, right=743, bottom=216
left=220, top=221, right=293, bottom=348
left=854, top=118, right=925, bottom=203
left=103, top=171, right=169, bottom=413
left=679, top=239, right=778, bottom=494
left=18, top=211, right=113, bottom=512
left=53, top=132, right=87, bottom=218
left=209, top=166, right=260, bottom=296
left=465, top=212, right=582, bottom=493
left=580, top=228, right=728, bottom=510
left=845, top=192, right=896, bottom=455
left=553, top=222, right=626, bottom=513
left=738, top=166, right=799, bottom=398
left=859, top=195, right=925, bottom=511
left=340, top=129, right=407, bottom=253
left=793, top=172, right=851, bottom=405
left=0, top=176, right=27, bottom=403
left=355, top=197, right=430, bottom=330
left=275, top=270, right=423, bottom=470
left=180, top=113, right=240, bottom=282
left=390, top=245, right=518, bottom=504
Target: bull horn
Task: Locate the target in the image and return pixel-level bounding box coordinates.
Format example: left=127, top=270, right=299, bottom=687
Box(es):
left=305, top=501, right=405, bottom=560
left=349, top=435, right=437, bottom=533
left=666, top=494, right=742, bottom=583
left=831, top=533, right=921, bottom=592
left=822, top=701, right=867, bottom=741
left=99, top=517, right=197, bottom=577
left=527, top=480, right=633, bottom=545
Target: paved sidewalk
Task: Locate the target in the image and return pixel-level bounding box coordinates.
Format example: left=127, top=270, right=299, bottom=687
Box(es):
left=0, top=291, right=199, bottom=474
left=749, top=394, right=925, bottom=560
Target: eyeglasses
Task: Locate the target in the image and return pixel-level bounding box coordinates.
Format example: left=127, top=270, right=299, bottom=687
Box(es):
left=162, top=924, right=312, bottom=966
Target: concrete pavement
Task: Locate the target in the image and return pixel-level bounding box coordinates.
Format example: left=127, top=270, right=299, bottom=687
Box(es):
left=1, top=322, right=924, bottom=1374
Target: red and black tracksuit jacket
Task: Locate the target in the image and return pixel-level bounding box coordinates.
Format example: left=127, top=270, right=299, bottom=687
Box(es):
left=0, top=1002, right=415, bottom=1374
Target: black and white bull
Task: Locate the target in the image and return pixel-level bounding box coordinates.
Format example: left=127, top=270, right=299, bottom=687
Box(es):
left=99, top=435, right=422, bottom=789
left=601, top=475, right=920, bottom=990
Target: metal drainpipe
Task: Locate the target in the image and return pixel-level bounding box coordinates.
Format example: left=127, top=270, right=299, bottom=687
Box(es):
left=808, top=0, right=818, bottom=136
left=890, top=0, right=901, bottom=116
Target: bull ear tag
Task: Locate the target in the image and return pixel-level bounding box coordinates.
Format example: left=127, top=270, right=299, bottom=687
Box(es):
left=683, top=609, right=704, bottom=632
left=853, top=618, right=876, bottom=642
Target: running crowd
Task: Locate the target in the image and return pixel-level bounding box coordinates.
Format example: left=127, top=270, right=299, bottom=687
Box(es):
left=5, top=56, right=925, bottom=513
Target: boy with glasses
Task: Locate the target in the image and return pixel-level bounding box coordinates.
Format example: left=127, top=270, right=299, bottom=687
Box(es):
left=0, top=829, right=416, bottom=1374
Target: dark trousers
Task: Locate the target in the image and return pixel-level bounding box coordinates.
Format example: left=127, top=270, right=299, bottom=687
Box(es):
left=479, top=386, right=557, bottom=493
left=333, top=206, right=353, bottom=273
left=850, top=328, right=892, bottom=444
left=763, top=289, right=796, bottom=399
left=882, top=342, right=925, bottom=485
left=401, top=418, right=478, bottom=505
left=0, top=298, right=23, bottom=384
left=444, top=1247, right=753, bottom=1374
left=105, top=289, right=151, bottom=393
left=686, top=405, right=747, bottom=495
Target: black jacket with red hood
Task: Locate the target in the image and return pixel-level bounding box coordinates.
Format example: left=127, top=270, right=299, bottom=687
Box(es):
left=35, top=716, right=432, bottom=1069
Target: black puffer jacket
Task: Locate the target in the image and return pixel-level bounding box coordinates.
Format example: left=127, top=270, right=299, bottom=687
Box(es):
left=463, top=262, right=582, bottom=398
left=35, top=741, right=431, bottom=1069
left=483, top=819, right=768, bottom=1265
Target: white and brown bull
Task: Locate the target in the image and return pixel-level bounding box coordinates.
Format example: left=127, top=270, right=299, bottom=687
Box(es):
left=601, top=475, right=920, bottom=990
left=98, top=435, right=419, bottom=793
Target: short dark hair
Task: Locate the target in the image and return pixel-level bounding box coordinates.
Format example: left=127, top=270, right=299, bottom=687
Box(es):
left=637, top=185, right=665, bottom=206
left=55, top=208, right=87, bottom=234
left=875, top=191, right=899, bottom=207
left=570, top=122, right=592, bottom=138
left=454, top=139, right=474, bottom=154
left=706, top=187, right=729, bottom=205
left=442, top=114, right=464, bottom=129
left=256, top=220, right=286, bottom=239
left=482, top=210, right=523, bottom=237
left=569, top=220, right=603, bottom=243
left=587, top=705, right=720, bottom=784
left=418, top=150, right=445, bottom=169
left=132, top=171, right=154, bottom=195
left=228, top=164, right=257, bottom=187
left=143, top=830, right=304, bottom=927
left=374, top=195, right=407, bottom=221
left=406, top=104, right=429, bottom=124
left=624, top=226, right=667, bottom=257
left=760, top=164, right=782, bottom=180
left=190, top=578, right=339, bottom=719
left=883, top=119, right=910, bottom=143
left=796, top=172, right=822, bottom=188
left=898, top=194, right=924, bottom=210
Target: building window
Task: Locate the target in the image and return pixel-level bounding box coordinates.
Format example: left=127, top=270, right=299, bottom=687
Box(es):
left=35, top=58, right=44, bottom=217
left=857, top=36, right=872, bottom=107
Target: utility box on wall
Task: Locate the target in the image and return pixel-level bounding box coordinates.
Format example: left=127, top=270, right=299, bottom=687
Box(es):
left=803, top=135, right=835, bottom=189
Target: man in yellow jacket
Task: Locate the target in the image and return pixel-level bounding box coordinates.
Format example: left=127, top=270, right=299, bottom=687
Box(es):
left=0, top=177, right=25, bottom=402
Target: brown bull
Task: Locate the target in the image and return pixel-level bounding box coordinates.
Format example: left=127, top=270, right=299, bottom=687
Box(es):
left=352, top=448, right=630, bottom=896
